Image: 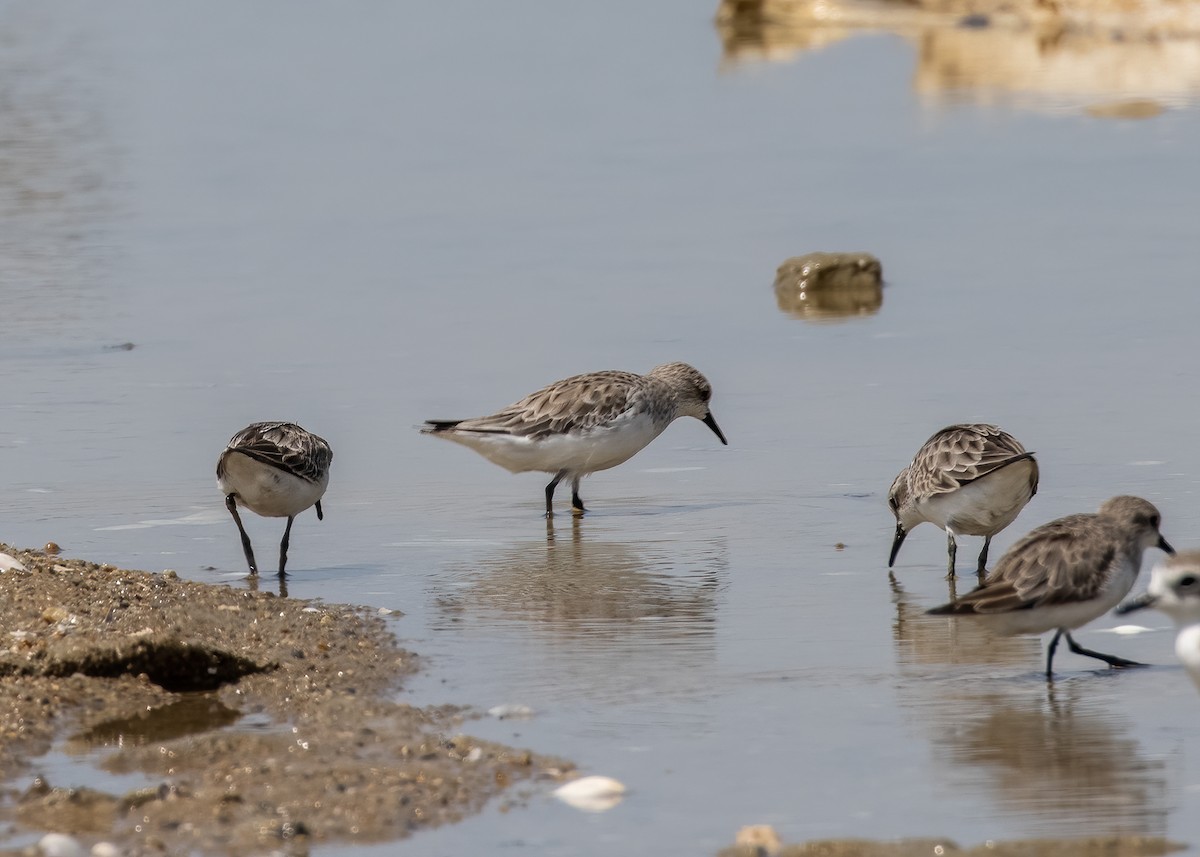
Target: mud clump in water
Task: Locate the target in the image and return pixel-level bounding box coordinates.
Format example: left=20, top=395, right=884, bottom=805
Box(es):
left=0, top=544, right=572, bottom=855
left=773, top=252, right=884, bottom=322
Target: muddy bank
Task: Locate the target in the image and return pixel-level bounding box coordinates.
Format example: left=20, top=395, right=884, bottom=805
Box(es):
left=0, top=545, right=572, bottom=855
left=718, top=833, right=1183, bottom=857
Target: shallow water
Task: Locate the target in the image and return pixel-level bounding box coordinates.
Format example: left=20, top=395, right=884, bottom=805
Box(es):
left=3, top=0, right=1200, bottom=853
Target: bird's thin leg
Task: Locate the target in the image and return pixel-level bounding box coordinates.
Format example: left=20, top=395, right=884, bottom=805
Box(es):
left=1064, top=632, right=1144, bottom=669
left=545, top=470, right=566, bottom=519
left=226, top=494, right=259, bottom=576
left=278, top=515, right=295, bottom=578
left=1046, top=628, right=1064, bottom=680
left=571, top=476, right=586, bottom=516
left=976, top=536, right=991, bottom=577
left=945, top=530, right=957, bottom=580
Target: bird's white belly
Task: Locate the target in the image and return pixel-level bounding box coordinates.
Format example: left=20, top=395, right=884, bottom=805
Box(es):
left=445, top=414, right=666, bottom=475
left=920, top=460, right=1036, bottom=536
left=982, top=559, right=1141, bottom=636
left=218, top=452, right=328, bottom=517
left=1174, top=624, right=1200, bottom=691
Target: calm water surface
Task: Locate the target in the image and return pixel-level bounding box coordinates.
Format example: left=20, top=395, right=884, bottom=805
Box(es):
left=2, top=1, right=1200, bottom=854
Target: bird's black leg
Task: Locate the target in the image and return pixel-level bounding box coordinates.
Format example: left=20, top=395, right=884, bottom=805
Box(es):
left=1045, top=628, right=1063, bottom=680
left=545, top=470, right=566, bottom=518
left=571, top=476, right=586, bottom=516
left=226, top=494, right=259, bottom=576
left=315, top=499, right=324, bottom=521
left=1065, top=632, right=1144, bottom=669
left=946, top=531, right=957, bottom=580
left=278, top=515, right=295, bottom=578
left=977, top=536, right=991, bottom=577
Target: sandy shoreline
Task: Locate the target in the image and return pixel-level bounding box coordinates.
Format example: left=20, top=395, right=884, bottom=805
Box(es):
left=0, top=544, right=571, bottom=855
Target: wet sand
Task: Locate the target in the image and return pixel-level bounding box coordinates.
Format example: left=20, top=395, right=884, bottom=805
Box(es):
left=0, top=545, right=571, bottom=855
left=718, top=836, right=1182, bottom=857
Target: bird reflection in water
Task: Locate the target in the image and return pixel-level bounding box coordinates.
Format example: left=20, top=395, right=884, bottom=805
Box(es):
left=890, top=575, right=1041, bottom=669
left=434, top=516, right=726, bottom=643
left=246, top=571, right=288, bottom=599
left=937, top=684, right=1167, bottom=836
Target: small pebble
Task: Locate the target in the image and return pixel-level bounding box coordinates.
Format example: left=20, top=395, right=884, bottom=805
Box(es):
left=161, top=569, right=177, bottom=579
left=44, top=542, right=61, bottom=555
left=553, top=775, right=626, bottom=812
left=91, top=844, right=121, bottom=857
left=488, top=704, right=536, bottom=720
left=38, top=833, right=85, bottom=857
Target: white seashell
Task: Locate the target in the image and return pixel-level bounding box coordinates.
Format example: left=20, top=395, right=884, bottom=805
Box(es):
left=91, top=844, right=122, bottom=857
left=488, top=704, right=535, bottom=720
left=39, top=833, right=86, bottom=857
left=735, top=824, right=782, bottom=855
left=0, top=552, right=27, bottom=572
left=553, top=775, right=627, bottom=812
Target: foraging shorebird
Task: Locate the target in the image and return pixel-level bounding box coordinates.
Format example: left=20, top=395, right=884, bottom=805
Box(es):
left=216, top=421, right=332, bottom=577
left=1117, top=551, right=1200, bottom=690
left=928, top=496, right=1174, bottom=679
left=889, top=424, right=1039, bottom=577
left=421, top=362, right=727, bottom=517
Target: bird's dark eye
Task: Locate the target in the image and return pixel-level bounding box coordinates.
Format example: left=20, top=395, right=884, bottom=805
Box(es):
left=1181, top=575, right=1197, bottom=588
left=1151, top=515, right=1161, bottom=528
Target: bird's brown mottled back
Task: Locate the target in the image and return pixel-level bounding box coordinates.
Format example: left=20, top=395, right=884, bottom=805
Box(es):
left=219, top=421, right=333, bottom=484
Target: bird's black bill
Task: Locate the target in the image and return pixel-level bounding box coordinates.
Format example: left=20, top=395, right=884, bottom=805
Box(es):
left=888, top=522, right=907, bottom=568
left=1158, top=536, right=1176, bottom=555
left=1115, top=592, right=1157, bottom=615
left=703, top=412, right=728, bottom=445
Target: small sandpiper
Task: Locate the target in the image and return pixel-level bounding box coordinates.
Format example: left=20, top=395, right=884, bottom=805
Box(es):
left=889, top=423, right=1039, bottom=578
left=217, top=421, right=332, bottom=578
left=927, top=495, right=1174, bottom=679
left=1117, top=551, right=1200, bottom=690
left=422, top=362, right=727, bottom=517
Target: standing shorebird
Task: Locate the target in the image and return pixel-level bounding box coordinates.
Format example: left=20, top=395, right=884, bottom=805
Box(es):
left=888, top=424, right=1039, bottom=578
left=927, top=495, right=1174, bottom=679
left=1117, top=551, right=1200, bottom=690
left=421, top=362, right=727, bottom=517
left=216, top=421, right=332, bottom=578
